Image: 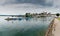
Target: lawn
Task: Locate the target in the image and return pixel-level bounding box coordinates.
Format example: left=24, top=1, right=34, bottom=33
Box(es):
left=57, top=18, right=60, bottom=20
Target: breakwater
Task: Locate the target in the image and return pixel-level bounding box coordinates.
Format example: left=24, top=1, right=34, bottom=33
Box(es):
left=45, top=19, right=55, bottom=36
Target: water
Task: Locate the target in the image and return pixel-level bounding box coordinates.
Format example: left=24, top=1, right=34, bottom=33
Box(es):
left=0, top=16, right=53, bottom=36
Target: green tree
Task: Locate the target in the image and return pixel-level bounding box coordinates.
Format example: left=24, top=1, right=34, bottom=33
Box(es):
left=25, top=13, right=31, bottom=17
left=56, top=13, right=60, bottom=17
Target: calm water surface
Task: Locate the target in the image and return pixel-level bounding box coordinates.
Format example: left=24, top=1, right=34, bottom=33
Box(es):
left=0, top=16, right=53, bottom=36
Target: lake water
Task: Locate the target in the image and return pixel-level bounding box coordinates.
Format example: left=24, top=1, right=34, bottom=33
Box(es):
left=0, top=16, right=53, bottom=36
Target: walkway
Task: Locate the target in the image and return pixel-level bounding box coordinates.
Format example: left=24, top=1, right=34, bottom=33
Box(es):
left=52, top=18, right=60, bottom=36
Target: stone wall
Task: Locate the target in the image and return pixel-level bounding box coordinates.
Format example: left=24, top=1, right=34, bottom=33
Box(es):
left=45, top=19, right=55, bottom=36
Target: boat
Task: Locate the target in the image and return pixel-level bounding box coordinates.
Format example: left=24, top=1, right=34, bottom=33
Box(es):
left=5, top=17, right=22, bottom=20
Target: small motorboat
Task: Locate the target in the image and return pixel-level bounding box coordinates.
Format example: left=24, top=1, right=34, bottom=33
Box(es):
left=5, top=17, right=22, bottom=20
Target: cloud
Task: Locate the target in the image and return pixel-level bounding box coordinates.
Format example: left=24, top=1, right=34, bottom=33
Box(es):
left=0, top=0, right=60, bottom=15
left=0, top=4, right=44, bottom=15
left=0, top=0, right=60, bottom=7
left=0, top=0, right=53, bottom=7
left=0, top=3, right=59, bottom=15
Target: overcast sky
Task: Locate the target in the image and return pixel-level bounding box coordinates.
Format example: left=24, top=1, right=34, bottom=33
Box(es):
left=0, top=0, right=60, bottom=15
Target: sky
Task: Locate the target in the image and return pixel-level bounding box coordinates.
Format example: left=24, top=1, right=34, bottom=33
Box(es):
left=0, top=0, right=60, bottom=15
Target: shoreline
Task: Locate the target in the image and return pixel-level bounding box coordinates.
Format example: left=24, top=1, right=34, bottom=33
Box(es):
left=45, top=18, right=55, bottom=36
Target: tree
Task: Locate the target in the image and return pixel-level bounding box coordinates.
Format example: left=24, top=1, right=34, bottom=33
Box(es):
left=25, top=13, right=31, bottom=17
left=56, top=13, right=60, bottom=17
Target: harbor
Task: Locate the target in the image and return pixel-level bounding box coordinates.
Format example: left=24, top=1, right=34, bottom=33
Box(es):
left=0, top=0, right=60, bottom=36
left=4, top=12, right=56, bottom=21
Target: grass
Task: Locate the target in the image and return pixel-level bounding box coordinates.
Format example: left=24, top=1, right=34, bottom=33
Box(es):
left=57, top=18, right=60, bottom=20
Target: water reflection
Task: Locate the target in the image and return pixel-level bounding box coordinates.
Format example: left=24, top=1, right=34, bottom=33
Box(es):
left=5, top=17, right=52, bottom=25
left=5, top=17, right=51, bottom=21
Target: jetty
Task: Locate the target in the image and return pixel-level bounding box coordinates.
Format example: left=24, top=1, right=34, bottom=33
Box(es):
left=45, top=18, right=60, bottom=36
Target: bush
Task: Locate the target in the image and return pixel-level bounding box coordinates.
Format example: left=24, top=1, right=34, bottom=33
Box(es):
left=56, top=13, right=60, bottom=17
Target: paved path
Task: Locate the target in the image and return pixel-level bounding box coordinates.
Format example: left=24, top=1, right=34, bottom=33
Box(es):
left=52, top=18, right=60, bottom=36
